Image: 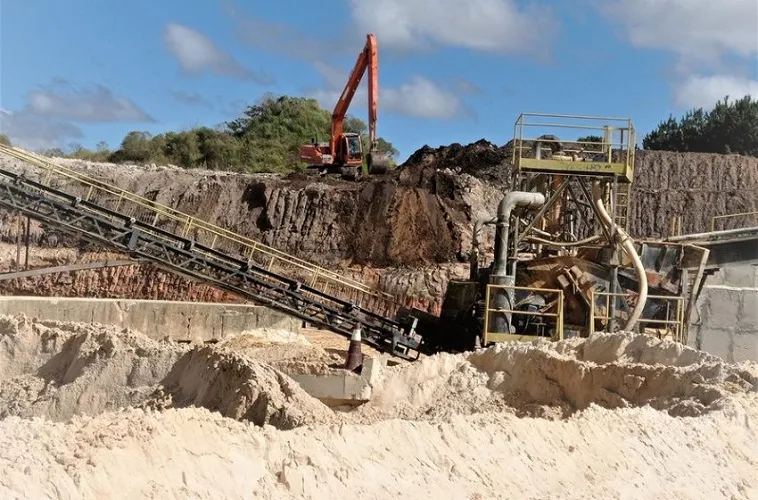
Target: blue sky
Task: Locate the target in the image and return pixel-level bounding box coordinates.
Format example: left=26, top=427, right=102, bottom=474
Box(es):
left=1, top=0, right=756, bottom=162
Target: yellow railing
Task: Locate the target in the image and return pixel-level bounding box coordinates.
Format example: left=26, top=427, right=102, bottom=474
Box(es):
left=710, top=211, right=758, bottom=232
left=511, top=113, right=636, bottom=183
left=482, top=284, right=564, bottom=344
left=0, top=144, right=401, bottom=315
left=589, top=290, right=685, bottom=343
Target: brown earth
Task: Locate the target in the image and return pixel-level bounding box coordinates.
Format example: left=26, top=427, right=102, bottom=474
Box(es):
left=1, top=145, right=758, bottom=310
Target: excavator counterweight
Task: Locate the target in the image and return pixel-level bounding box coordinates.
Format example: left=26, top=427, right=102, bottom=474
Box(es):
left=299, top=34, right=390, bottom=180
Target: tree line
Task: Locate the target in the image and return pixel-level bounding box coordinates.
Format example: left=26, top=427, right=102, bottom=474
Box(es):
left=1, top=94, right=756, bottom=172
left=22, top=94, right=399, bottom=174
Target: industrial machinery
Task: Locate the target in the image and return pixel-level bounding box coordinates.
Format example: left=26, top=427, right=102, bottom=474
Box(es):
left=399, top=113, right=712, bottom=354
left=3, top=111, right=751, bottom=363
left=299, top=33, right=391, bottom=181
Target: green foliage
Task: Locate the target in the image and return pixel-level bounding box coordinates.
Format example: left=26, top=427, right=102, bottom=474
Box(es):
left=42, top=93, right=398, bottom=174
left=0, top=134, right=11, bottom=147
left=644, top=95, right=758, bottom=156
left=576, top=135, right=603, bottom=152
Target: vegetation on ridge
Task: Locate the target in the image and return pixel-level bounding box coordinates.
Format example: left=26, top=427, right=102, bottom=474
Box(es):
left=37, top=94, right=399, bottom=174
left=643, top=95, right=758, bottom=156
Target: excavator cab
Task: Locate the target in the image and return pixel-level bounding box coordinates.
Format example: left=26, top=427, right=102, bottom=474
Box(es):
left=343, top=133, right=363, bottom=165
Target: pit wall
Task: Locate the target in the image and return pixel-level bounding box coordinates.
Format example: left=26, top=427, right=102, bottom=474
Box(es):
left=689, top=265, right=758, bottom=363
left=0, top=296, right=300, bottom=342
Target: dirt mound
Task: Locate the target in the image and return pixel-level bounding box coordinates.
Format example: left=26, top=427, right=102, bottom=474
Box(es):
left=354, top=333, right=758, bottom=422
left=397, top=139, right=511, bottom=187
left=150, top=347, right=334, bottom=429
left=0, top=315, right=334, bottom=428
left=1, top=397, right=757, bottom=499
left=0, top=315, right=187, bottom=421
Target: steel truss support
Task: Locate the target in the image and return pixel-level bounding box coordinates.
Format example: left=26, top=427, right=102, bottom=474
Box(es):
left=0, top=169, right=422, bottom=359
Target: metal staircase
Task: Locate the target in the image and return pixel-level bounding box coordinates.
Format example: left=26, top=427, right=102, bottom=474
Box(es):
left=0, top=145, right=423, bottom=359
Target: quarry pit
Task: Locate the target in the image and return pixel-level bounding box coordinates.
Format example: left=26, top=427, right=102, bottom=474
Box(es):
left=0, top=142, right=757, bottom=499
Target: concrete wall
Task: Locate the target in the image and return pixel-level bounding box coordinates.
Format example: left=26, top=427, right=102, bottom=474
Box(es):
left=689, top=265, right=758, bottom=363
left=0, top=296, right=300, bottom=342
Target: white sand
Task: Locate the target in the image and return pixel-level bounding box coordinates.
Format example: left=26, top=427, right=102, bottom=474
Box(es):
left=0, top=314, right=756, bottom=499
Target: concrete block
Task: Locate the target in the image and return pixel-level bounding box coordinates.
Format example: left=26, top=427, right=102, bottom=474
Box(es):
left=699, top=287, right=741, bottom=328
left=286, top=357, right=388, bottom=406
left=700, top=327, right=733, bottom=362
left=738, top=289, right=758, bottom=331
left=733, top=332, right=758, bottom=363
left=0, top=296, right=299, bottom=342
left=706, top=266, right=758, bottom=287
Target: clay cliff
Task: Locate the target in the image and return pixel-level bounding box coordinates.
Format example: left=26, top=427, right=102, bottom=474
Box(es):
left=1, top=143, right=758, bottom=312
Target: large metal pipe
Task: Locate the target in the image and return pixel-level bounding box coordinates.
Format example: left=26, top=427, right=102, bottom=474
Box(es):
left=489, top=191, right=546, bottom=335
left=667, top=226, right=758, bottom=243
left=492, top=192, right=546, bottom=277
left=591, top=183, right=648, bottom=332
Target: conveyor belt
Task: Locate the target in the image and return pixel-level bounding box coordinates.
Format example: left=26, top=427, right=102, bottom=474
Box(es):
left=0, top=151, right=425, bottom=359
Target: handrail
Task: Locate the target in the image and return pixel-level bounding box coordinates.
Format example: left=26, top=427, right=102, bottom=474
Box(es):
left=0, top=144, right=401, bottom=314
left=589, top=290, right=684, bottom=342
left=711, top=211, right=758, bottom=232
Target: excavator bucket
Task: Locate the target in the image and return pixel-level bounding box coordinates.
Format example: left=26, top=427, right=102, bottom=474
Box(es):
left=367, top=152, right=390, bottom=175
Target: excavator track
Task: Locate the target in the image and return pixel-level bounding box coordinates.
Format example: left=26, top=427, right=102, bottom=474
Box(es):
left=0, top=146, right=424, bottom=360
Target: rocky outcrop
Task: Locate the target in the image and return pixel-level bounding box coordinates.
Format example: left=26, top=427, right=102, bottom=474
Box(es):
left=1, top=144, right=758, bottom=312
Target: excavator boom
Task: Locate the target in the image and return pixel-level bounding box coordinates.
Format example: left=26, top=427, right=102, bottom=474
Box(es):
left=299, top=34, right=389, bottom=178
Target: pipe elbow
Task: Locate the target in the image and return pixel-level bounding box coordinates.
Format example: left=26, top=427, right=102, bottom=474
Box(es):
left=497, top=192, right=546, bottom=220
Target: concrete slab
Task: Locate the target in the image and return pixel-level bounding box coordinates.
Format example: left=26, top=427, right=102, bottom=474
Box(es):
left=0, top=296, right=300, bottom=342
left=285, top=356, right=385, bottom=407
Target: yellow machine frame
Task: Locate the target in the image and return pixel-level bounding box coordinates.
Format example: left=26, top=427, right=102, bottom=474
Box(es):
left=512, top=113, right=636, bottom=183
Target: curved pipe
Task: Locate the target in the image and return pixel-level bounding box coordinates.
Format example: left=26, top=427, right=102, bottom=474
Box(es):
left=523, top=234, right=602, bottom=248
left=492, top=192, right=546, bottom=277
left=591, top=183, right=648, bottom=332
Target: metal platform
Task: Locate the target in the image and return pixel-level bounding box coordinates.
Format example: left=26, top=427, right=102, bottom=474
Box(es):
left=512, top=113, right=636, bottom=183
left=0, top=145, right=424, bottom=359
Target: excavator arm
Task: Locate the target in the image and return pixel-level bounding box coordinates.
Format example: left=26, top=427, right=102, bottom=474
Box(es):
left=330, top=33, right=389, bottom=175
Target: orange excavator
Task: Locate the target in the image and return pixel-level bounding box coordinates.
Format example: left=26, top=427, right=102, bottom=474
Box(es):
left=299, top=33, right=391, bottom=180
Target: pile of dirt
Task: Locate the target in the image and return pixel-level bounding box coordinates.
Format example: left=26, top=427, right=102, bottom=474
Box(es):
left=1, top=315, right=757, bottom=498
left=352, top=332, right=758, bottom=422
left=0, top=315, right=335, bottom=427
left=0, top=315, right=188, bottom=421
left=396, top=139, right=511, bottom=188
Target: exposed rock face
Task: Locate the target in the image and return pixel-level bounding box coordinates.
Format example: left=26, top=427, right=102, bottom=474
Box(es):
left=1, top=144, right=758, bottom=312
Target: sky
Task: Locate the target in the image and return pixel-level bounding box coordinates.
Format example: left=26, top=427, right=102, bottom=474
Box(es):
left=0, top=0, right=756, bottom=162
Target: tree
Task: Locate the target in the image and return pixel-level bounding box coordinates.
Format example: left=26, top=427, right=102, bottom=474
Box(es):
left=0, top=134, right=11, bottom=147
left=576, top=135, right=603, bottom=152
left=643, top=95, right=758, bottom=156
left=47, top=93, right=399, bottom=174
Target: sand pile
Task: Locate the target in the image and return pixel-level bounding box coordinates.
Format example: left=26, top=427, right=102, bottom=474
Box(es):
left=146, top=346, right=334, bottom=429
left=1, top=315, right=757, bottom=498
left=1, top=397, right=756, bottom=499
left=0, top=315, right=335, bottom=427
left=353, top=332, right=758, bottom=422
left=0, top=316, right=188, bottom=421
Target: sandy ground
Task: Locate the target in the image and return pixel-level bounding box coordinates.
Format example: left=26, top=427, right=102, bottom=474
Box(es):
left=0, top=314, right=756, bottom=499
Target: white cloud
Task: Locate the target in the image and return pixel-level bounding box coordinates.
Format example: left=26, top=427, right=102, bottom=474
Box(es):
left=601, top=0, right=758, bottom=62
left=163, top=23, right=274, bottom=84
left=307, top=62, right=465, bottom=119
left=600, top=0, right=758, bottom=109
left=28, top=83, right=154, bottom=123
left=0, top=80, right=154, bottom=150
left=674, top=75, right=758, bottom=109
left=347, top=0, right=558, bottom=55
left=169, top=90, right=213, bottom=108
left=383, top=77, right=464, bottom=119
left=0, top=108, right=84, bottom=151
